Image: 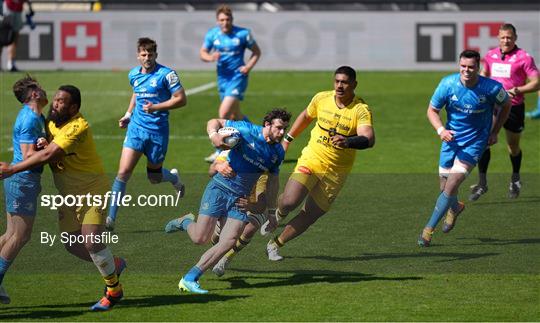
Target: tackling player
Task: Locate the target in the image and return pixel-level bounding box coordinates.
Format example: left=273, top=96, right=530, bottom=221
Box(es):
left=0, top=85, right=127, bottom=311
left=0, top=76, right=47, bottom=304
left=164, top=109, right=290, bottom=293
left=106, top=37, right=187, bottom=231
left=200, top=4, right=261, bottom=162
left=262, top=66, right=375, bottom=261
left=418, top=50, right=511, bottom=247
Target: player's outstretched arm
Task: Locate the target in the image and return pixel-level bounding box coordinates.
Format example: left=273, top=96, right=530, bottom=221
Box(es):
left=0, top=142, right=65, bottom=179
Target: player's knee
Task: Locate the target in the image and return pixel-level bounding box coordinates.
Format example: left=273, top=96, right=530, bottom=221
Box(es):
left=279, top=195, right=299, bottom=213
left=507, top=145, right=520, bottom=156
left=147, top=167, right=163, bottom=184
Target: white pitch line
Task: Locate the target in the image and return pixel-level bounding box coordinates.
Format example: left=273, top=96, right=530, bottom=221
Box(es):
left=185, top=81, right=216, bottom=95
left=2, top=81, right=217, bottom=97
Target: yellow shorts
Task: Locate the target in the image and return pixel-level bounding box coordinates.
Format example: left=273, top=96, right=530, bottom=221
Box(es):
left=58, top=203, right=106, bottom=233
left=290, top=155, right=349, bottom=212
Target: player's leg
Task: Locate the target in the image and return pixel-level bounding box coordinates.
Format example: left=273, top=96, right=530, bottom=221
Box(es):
left=145, top=131, right=185, bottom=195
left=165, top=181, right=223, bottom=243
left=267, top=195, right=326, bottom=261
left=79, top=224, right=123, bottom=311
left=107, top=146, right=143, bottom=230
left=0, top=214, right=34, bottom=304
left=503, top=104, right=524, bottom=198
left=419, top=156, right=473, bottom=246
left=506, top=129, right=522, bottom=198
left=218, top=96, right=241, bottom=120
left=0, top=213, right=15, bottom=252
left=470, top=148, right=490, bottom=201
left=212, top=215, right=262, bottom=276
left=261, top=177, right=311, bottom=235
left=6, top=32, right=19, bottom=72
left=179, top=217, right=245, bottom=294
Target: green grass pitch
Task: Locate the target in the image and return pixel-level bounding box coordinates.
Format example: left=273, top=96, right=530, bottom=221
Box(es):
left=0, top=70, right=538, bottom=321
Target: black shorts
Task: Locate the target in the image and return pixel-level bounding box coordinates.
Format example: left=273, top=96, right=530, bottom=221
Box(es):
left=503, top=103, right=525, bottom=133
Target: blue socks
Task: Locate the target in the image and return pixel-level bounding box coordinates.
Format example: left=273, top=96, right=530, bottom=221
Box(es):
left=426, top=192, right=457, bottom=229
left=181, top=217, right=193, bottom=231
left=0, top=256, right=12, bottom=285
left=161, top=168, right=177, bottom=183
left=184, top=266, right=203, bottom=282
left=108, top=178, right=127, bottom=221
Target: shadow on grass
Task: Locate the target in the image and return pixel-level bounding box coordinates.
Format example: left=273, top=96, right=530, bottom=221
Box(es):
left=456, top=237, right=540, bottom=246
left=0, top=294, right=248, bottom=320
left=291, top=251, right=499, bottom=263
left=217, top=269, right=422, bottom=290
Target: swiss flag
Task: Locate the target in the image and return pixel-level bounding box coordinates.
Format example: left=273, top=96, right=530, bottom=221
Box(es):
left=61, top=22, right=101, bottom=61
left=463, top=22, right=503, bottom=56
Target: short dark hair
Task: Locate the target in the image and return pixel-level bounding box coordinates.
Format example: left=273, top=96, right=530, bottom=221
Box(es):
left=13, top=74, right=40, bottom=103
left=499, top=23, right=517, bottom=36
left=137, top=37, right=157, bottom=53
left=459, top=50, right=481, bottom=67
left=58, top=85, right=81, bottom=110
left=334, top=66, right=356, bottom=82
left=216, top=4, right=233, bottom=18
left=263, top=108, right=291, bottom=126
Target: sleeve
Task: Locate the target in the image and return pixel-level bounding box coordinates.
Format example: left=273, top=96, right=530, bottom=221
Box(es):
left=52, top=120, right=88, bottom=154
left=356, top=106, right=373, bottom=127
left=164, top=70, right=182, bottom=93
left=202, top=29, right=214, bottom=51
left=245, top=29, right=256, bottom=49
left=128, top=69, right=135, bottom=87
left=18, top=116, right=40, bottom=144
left=523, top=55, right=539, bottom=78
left=306, top=94, right=319, bottom=119
left=492, top=83, right=509, bottom=106
left=429, top=79, right=447, bottom=110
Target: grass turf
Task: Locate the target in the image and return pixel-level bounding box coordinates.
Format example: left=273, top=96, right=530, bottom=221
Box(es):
left=0, top=70, right=538, bottom=321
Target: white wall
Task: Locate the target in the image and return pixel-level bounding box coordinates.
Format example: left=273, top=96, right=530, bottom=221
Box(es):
left=13, top=11, right=540, bottom=71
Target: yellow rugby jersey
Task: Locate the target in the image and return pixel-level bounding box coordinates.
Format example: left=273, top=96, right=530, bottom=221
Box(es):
left=303, top=90, right=372, bottom=169
left=47, top=113, right=108, bottom=194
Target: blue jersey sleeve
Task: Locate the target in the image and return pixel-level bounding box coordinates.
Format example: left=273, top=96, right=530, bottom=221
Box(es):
left=203, top=28, right=215, bottom=51
left=430, top=79, right=448, bottom=110
left=163, top=70, right=182, bottom=94
left=225, top=119, right=251, bottom=141
left=19, top=116, right=40, bottom=144
left=492, top=84, right=509, bottom=106
left=243, top=29, right=256, bottom=49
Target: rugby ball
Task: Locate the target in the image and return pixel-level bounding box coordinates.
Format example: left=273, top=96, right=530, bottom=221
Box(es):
left=218, top=127, right=241, bottom=148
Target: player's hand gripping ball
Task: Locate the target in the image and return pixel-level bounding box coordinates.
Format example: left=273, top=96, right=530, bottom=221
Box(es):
left=219, top=127, right=241, bottom=149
